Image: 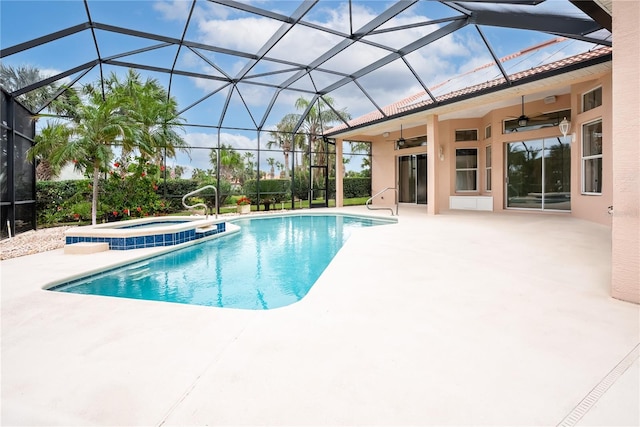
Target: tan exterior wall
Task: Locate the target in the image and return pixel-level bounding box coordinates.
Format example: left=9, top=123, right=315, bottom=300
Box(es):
left=340, top=4, right=637, bottom=304
left=570, top=76, right=614, bottom=225
left=611, top=0, right=640, bottom=304
left=370, top=134, right=398, bottom=208
left=370, top=124, right=430, bottom=208
left=368, top=92, right=609, bottom=215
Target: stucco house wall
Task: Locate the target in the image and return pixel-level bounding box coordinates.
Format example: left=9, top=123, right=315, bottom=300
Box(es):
left=570, top=75, right=614, bottom=225
left=611, top=0, right=640, bottom=303
left=366, top=73, right=614, bottom=227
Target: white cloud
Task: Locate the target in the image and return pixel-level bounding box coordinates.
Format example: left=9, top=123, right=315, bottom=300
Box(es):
left=153, top=0, right=194, bottom=21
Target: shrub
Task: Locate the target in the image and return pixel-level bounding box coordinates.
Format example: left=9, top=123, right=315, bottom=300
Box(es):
left=291, top=172, right=309, bottom=200
left=343, top=177, right=371, bottom=198
left=157, top=178, right=233, bottom=211
left=243, top=179, right=291, bottom=210
left=68, top=201, right=93, bottom=221
left=36, top=179, right=91, bottom=225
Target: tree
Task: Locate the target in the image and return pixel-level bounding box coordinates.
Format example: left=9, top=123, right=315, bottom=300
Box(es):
left=266, top=157, right=276, bottom=179
left=28, top=70, right=187, bottom=224
left=30, top=88, right=136, bottom=224
left=209, top=143, right=242, bottom=182
left=1, top=63, right=80, bottom=180
left=0, top=64, right=59, bottom=112
left=275, top=160, right=284, bottom=178
left=170, top=165, right=185, bottom=179
left=242, top=151, right=256, bottom=183
left=106, top=69, right=188, bottom=163
left=294, top=96, right=350, bottom=189
left=266, top=113, right=303, bottom=178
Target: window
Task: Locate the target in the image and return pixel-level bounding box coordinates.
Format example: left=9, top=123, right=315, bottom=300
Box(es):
left=485, top=145, right=492, bottom=192
left=485, top=125, right=492, bottom=139
left=582, top=120, right=603, bottom=194
left=506, top=138, right=571, bottom=211
left=455, top=148, right=478, bottom=192
left=583, top=87, right=602, bottom=112
left=455, top=129, right=478, bottom=141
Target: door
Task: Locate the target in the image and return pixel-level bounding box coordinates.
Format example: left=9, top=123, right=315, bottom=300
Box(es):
left=309, top=137, right=335, bottom=208
left=398, top=154, right=427, bottom=204
left=506, top=138, right=570, bottom=210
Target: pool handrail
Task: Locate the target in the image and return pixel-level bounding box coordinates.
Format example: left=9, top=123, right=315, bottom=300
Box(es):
left=366, top=187, right=398, bottom=216
left=182, top=185, right=218, bottom=219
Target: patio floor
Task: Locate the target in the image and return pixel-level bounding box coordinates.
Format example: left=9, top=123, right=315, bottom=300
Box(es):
left=1, top=207, right=638, bottom=426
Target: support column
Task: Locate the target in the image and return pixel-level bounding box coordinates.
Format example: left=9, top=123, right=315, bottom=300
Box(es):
left=426, top=114, right=440, bottom=215
left=335, top=138, right=344, bottom=207
left=611, top=1, right=640, bottom=303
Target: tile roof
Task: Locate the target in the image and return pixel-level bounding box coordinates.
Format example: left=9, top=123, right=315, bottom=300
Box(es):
left=327, top=46, right=612, bottom=134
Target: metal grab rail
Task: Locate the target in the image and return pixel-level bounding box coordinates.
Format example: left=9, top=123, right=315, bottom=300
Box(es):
left=182, top=185, right=218, bottom=219
left=366, top=187, right=398, bottom=216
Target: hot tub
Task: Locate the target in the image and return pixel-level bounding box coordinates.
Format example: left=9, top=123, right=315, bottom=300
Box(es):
left=64, top=216, right=227, bottom=250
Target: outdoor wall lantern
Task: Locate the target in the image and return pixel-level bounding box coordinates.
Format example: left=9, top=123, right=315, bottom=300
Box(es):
left=438, top=145, right=445, bottom=161
left=559, top=117, right=570, bottom=139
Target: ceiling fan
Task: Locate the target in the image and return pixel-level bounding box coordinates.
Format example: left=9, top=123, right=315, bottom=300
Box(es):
left=397, top=124, right=406, bottom=146
left=510, top=95, right=544, bottom=127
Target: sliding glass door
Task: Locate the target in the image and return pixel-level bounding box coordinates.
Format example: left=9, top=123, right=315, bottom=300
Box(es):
left=398, top=154, right=427, bottom=204
left=506, top=137, right=570, bottom=211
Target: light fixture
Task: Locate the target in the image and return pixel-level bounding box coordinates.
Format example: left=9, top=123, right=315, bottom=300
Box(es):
left=559, top=117, right=570, bottom=138
left=438, top=145, right=445, bottom=161
left=383, top=132, right=390, bottom=138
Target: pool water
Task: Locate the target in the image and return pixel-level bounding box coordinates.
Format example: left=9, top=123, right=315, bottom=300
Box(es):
left=52, top=215, right=393, bottom=310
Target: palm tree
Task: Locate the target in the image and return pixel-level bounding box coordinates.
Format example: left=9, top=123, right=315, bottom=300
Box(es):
left=266, top=113, right=303, bottom=178
left=209, top=143, right=243, bottom=182
left=294, top=96, right=350, bottom=189
left=242, top=151, right=256, bottom=183
left=29, top=87, right=137, bottom=224
left=266, top=157, right=276, bottom=179
left=106, top=70, right=188, bottom=163
left=1, top=64, right=81, bottom=180
left=0, top=64, right=57, bottom=112
left=28, top=70, right=187, bottom=224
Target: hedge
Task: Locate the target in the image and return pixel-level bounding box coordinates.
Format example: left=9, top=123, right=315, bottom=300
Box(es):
left=35, top=176, right=371, bottom=224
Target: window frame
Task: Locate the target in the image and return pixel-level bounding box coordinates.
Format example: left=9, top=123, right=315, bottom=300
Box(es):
left=455, top=129, right=478, bottom=142
left=484, top=124, right=492, bottom=140
left=455, top=147, right=478, bottom=193
left=485, top=145, right=492, bottom=192
left=581, top=118, right=603, bottom=195
left=582, top=86, right=602, bottom=113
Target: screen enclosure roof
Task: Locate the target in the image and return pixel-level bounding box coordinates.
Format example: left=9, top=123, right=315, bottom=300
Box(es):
left=0, top=0, right=612, bottom=137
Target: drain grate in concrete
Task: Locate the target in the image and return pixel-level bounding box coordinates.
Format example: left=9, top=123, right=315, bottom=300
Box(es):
left=557, top=343, right=639, bottom=427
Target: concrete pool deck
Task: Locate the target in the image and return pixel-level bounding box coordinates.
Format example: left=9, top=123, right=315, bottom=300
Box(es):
left=1, top=207, right=638, bottom=426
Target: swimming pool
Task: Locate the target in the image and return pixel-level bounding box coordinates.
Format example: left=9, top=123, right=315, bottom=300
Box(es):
left=50, top=214, right=395, bottom=310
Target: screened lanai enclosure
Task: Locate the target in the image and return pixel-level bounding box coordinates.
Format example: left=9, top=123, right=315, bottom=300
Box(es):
left=0, top=0, right=611, bottom=236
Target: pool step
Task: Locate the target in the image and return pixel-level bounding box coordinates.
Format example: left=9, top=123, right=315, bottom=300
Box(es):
left=64, top=242, right=110, bottom=255
left=195, top=225, right=216, bottom=234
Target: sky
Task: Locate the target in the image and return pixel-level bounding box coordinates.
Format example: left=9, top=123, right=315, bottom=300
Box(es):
left=0, top=0, right=607, bottom=175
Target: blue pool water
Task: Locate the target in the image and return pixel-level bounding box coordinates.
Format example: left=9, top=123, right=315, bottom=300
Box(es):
left=52, top=215, right=393, bottom=310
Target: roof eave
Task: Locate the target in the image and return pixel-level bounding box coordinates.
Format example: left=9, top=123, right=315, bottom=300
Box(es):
left=325, top=52, right=612, bottom=138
